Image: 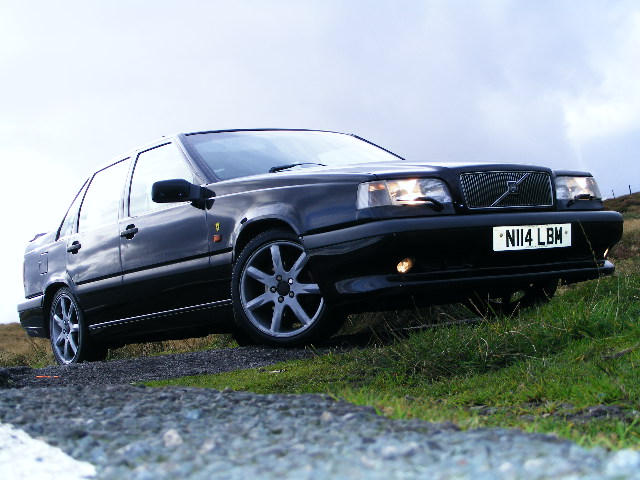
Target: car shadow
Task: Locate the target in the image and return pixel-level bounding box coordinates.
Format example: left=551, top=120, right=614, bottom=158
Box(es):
left=317, top=317, right=482, bottom=349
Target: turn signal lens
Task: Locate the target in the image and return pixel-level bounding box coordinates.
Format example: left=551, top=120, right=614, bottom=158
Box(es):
left=397, top=258, right=414, bottom=274
left=357, top=181, right=391, bottom=208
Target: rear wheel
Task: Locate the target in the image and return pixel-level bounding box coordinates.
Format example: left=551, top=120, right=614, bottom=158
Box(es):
left=49, top=288, right=106, bottom=364
left=465, top=278, right=558, bottom=317
left=232, top=229, right=344, bottom=346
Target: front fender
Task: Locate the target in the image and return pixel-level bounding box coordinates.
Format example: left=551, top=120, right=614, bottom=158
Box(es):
left=231, top=205, right=302, bottom=260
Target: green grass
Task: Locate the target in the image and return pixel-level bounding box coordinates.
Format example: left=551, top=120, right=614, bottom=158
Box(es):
left=149, top=255, right=640, bottom=449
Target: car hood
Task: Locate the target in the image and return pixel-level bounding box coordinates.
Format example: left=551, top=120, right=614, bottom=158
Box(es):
left=261, top=160, right=556, bottom=180
left=207, top=160, right=562, bottom=198
left=363, top=160, right=554, bottom=178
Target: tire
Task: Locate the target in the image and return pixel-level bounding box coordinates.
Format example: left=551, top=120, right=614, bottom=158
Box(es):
left=465, top=278, right=558, bottom=317
left=49, top=288, right=106, bottom=365
left=231, top=229, right=344, bottom=346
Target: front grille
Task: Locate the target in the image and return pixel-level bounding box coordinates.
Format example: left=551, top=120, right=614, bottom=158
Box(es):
left=460, top=171, right=553, bottom=209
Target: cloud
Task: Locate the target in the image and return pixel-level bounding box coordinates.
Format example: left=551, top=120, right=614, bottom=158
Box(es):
left=563, top=9, right=640, bottom=143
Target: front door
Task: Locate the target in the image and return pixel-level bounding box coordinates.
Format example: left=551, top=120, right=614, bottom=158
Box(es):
left=119, top=142, right=213, bottom=322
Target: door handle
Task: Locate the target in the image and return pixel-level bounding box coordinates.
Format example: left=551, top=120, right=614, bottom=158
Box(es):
left=120, top=224, right=139, bottom=239
left=66, top=241, right=81, bottom=254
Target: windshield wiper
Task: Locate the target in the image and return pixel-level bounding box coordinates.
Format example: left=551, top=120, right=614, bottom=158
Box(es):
left=269, top=162, right=326, bottom=173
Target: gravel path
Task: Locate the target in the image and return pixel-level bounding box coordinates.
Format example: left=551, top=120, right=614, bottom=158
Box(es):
left=1, top=346, right=320, bottom=388
left=1, top=347, right=640, bottom=479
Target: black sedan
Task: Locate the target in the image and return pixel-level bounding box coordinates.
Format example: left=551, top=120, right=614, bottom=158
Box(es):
left=18, top=129, right=623, bottom=364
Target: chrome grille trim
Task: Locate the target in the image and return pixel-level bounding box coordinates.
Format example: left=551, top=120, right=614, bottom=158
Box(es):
left=460, top=171, right=553, bottom=209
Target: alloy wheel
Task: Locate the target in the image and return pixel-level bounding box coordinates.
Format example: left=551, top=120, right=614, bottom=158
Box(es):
left=51, top=292, right=81, bottom=364
left=239, top=240, right=324, bottom=338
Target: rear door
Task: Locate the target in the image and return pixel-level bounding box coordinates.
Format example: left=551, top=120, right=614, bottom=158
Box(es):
left=66, top=159, right=130, bottom=324
left=119, top=142, right=214, bottom=321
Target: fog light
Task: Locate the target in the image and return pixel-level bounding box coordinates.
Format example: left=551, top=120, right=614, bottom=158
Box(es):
left=397, top=258, right=414, bottom=274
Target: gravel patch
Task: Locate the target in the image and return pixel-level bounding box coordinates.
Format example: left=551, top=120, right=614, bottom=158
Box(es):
left=1, top=347, right=640, bottom=479
left=1, top=346, right=319, bottom=388
left=1, top=385, right=640, bottom=479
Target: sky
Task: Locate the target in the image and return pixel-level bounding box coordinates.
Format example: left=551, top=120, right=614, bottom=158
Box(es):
left=1, top=0, right=639, bottom=325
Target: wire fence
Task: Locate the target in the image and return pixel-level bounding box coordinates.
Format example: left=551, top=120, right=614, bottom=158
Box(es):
left=604, top=183, right=640, bottom=199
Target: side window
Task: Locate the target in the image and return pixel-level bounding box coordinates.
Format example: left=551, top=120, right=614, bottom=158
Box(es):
left=58, top=180, right=88, bottom=239
left=128, top=143, right=194, bottom=217
left=78, top=160, right=129, bottom=232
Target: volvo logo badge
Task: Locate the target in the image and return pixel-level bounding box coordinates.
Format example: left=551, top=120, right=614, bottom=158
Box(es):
left=490, top=173, right=530, bottom=207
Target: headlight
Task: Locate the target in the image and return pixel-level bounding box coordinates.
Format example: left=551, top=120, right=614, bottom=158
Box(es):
left=555, top=176, right=602, bottom=201
left=357, top=178, right=452, bottom=210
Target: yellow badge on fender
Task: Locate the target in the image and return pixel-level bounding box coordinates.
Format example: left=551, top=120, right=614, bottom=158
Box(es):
left=215, top=222, right=220, bottom=232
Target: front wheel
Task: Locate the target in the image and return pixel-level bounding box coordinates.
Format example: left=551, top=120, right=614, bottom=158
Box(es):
left=49, top=288, right=106, bottom=365
left=231, top=229, right=343, bottom=346
left=465, top=278, right=558, bottom=317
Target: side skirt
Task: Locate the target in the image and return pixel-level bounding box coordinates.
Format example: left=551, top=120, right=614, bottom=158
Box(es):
left=88, top=299, right=234, bottom=335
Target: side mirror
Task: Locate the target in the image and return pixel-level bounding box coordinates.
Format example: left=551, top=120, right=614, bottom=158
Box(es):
left=151, top=179, right=214, bottom=203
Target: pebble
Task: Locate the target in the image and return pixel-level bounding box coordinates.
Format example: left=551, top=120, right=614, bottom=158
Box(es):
left=0, top=385, right=639, bottom=479
left=1, top=346, right=639, bottom=479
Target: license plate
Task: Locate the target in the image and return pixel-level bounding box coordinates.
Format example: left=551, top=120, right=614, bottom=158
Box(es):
left=493, top=223, right=571, bottom=251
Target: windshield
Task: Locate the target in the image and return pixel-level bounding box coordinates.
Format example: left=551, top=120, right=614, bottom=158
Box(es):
left=184, top=130, right=402, bottom=181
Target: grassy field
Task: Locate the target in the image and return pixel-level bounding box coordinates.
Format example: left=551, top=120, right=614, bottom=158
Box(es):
left=0, top=323, right=52, bottom=367
left=149, top=195, right=640, bottom=450
left=0, top=324, right=236, bottom=368
left=2, top=194, right=639, bottom=449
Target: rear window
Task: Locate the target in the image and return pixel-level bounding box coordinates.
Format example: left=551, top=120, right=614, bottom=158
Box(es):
left=78, top=159, right=129, bottom=231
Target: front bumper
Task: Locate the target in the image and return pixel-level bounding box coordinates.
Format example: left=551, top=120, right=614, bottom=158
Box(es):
left=303, top=210, right=623, bottom=311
